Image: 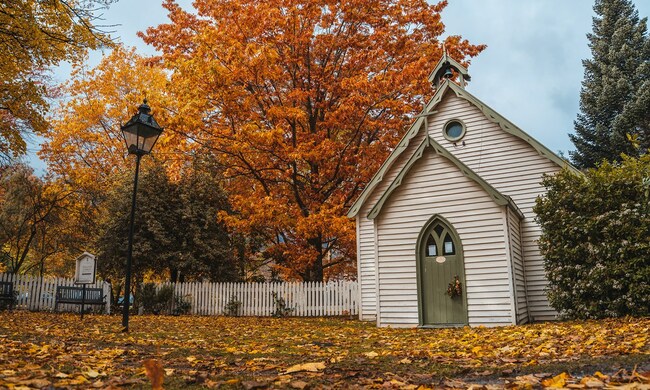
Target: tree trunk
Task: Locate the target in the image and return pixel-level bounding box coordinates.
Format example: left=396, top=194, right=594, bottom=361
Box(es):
left=303, top=236, right=324, bottom=282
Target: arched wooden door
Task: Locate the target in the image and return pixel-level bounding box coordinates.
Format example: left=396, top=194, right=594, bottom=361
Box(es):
left=417, top=216, right=468, bottom=326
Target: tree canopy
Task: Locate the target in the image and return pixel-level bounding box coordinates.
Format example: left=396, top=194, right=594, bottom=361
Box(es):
left=138, top=0, right=485, bottom=281
left=0, top=0, right=112, bottom=163
left=96, top=161, right=239, bottom=286
left=570, top=0, right=650, bottom=168
left=0, top=164, right=82, bottom=275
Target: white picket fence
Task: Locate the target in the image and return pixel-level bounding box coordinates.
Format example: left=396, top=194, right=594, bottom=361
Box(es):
left=0, top=273, right=111, bottom=314
left=157, top=280, right=358, bottom=317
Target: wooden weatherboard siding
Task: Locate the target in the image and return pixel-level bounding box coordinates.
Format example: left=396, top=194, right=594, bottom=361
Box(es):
left=356, top=129, right=429, bottom=321
left=426, top=90, right=562, bottom=321
left=375, top=149, right=512, bottom=327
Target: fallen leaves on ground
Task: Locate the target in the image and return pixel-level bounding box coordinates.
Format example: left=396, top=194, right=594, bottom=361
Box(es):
left=0, top=312, right=648, bottom=389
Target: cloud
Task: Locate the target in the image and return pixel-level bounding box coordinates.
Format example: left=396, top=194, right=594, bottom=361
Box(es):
left=442, top=0, right=648, bottom=155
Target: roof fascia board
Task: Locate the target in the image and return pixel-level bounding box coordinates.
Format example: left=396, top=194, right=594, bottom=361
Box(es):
left=367, top=134, right=430, bottom=219
left=368, top=135, right=524, bottom=220
left=346, top=84, right=451, bottom=218
left=445, top=82, right=581, bottom=174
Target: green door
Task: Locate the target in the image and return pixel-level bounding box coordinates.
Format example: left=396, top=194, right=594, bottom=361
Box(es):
left=418, top=218, right=467, bottom=326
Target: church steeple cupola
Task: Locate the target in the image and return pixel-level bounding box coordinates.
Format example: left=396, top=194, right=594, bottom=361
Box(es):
left=428, top=49, right=471, bottom=90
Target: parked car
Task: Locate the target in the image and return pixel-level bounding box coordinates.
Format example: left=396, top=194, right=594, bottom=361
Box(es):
left=16, top=292, right=54, bottom=300
left=117, top=294, right=134, bottom=307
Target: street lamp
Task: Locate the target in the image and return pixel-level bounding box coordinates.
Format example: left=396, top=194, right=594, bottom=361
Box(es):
left=120, top=99, right=163, bottom=332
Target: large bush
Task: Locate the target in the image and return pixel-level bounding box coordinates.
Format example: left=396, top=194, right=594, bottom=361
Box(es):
left=534, top=154, right=650, bottom=319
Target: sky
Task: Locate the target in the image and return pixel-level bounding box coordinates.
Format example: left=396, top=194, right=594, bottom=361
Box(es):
left=31, top=0, right=650, bottom=172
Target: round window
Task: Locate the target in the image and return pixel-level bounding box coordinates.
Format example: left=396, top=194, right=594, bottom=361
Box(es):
left=443, top=120, right=466, bottom=142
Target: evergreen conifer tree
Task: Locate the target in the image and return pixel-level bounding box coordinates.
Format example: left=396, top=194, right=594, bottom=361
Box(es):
left=570, top=0, right=650, bottom=168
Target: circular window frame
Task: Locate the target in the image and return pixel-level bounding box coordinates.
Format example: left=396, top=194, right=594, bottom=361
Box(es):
left=442, top=119, right=466, bottom=142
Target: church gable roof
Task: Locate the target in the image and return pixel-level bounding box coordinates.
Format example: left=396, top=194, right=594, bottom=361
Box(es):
left=366, top=134, right=524, bottom=220
left=347, top=80, right=577, bottom=218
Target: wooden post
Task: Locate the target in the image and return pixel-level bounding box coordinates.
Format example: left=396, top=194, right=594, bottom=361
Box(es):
left=80, top=283, right=86, bottom=320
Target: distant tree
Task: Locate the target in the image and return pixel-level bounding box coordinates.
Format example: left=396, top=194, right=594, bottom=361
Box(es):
left=570, top=0, right=650, bottom=168
left=0, top=0, right=112, bottom=163
left=96, top=160, right=239, bottom=289
left=0, top=164, right=75, bottom=274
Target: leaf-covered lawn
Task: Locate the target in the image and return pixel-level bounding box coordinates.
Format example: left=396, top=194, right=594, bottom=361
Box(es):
left=0, top=312, right=648, bottom=389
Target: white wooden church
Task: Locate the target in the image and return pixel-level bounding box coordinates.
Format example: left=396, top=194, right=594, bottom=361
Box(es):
left=348, top=54, right=578, bottom=328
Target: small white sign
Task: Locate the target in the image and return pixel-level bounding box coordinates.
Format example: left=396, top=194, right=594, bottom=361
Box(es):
left=74, top=252, right=96, bottom=284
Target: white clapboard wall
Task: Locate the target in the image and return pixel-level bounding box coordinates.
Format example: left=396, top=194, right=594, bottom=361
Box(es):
left=157, top=280, right=358, bottom=317
left=0, top=273, right=111, bottom=314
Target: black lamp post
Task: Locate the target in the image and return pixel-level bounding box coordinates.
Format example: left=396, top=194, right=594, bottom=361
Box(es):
left=120, top=99, right=163, bottom=332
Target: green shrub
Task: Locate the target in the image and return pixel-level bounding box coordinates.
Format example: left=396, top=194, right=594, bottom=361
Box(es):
left=139, top=283, right=158, bottom=313
left=0, top=290, right=17, bottom=311
left=173, top=295, right=191, bottom=315
left=138, top=283, right=175, bottom=314
left=156, top=285, right=175, bottom=314
left=534, top=154, right=650, bottom=319
left=271, top=292, right=293, bottom=317
left=224, top=295, right=241, bottom=316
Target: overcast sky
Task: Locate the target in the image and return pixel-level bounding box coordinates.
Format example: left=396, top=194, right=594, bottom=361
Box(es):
left=35, top=0, right=649, bottom=172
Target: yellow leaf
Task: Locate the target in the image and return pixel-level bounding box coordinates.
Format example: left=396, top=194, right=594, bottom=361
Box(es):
left=284, top=362, right=326, bottom=374
left=18, top=378, right=51, bottom=388
left=164, top=368, right=175, bottom=376
left=542, top=372, right=569, bottom=388
left=364, top=351, right=379, bottom=358
left=83, top=369, right=100, bottom=379
left=579, top=377, right=604, bottom=388
left=594, top=372, right=609, bottom=380
left=71, top=375, right=89, bottom=385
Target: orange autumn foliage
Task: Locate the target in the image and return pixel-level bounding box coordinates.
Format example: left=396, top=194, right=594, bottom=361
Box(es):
left=39, top=47, right=193, bottom=268
left=140, top=0, right=485, bottom=281
left=41, top=46, right=188, bottom=193
left=0, top=0, right=111, bottom=162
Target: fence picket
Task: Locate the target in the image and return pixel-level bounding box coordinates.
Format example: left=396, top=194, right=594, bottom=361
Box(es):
left=0, top=273, right=358, bottom=316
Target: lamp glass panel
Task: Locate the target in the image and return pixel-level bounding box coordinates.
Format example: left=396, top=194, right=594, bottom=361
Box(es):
left=141, top=134, right=159, bottom=153
left=122, top=129, right=139, bottom=150
left=123, top=124, right=161, bottom=153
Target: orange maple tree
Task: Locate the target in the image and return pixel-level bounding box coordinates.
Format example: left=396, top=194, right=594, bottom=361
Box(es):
left=141, top=0, right=485, bottom=281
